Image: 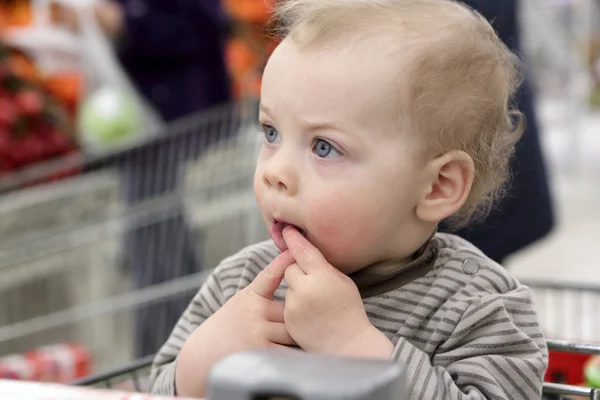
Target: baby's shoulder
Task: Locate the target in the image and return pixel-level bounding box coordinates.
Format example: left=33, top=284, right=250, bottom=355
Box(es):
left=430, top=233, right=523, bottom=297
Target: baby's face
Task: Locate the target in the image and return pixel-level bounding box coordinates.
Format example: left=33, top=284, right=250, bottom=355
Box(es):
left=254, top=39, right=429, bottom=273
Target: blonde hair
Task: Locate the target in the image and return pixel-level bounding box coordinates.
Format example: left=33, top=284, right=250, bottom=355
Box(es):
left=272, top=0, right=524, bottom=228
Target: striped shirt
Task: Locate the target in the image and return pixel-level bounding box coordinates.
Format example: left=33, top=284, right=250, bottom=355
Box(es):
left=151, top=233, right=547, bottom=399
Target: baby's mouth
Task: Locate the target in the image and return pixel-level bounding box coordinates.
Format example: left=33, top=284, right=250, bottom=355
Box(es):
left=270, top=220, right=308, bottom=251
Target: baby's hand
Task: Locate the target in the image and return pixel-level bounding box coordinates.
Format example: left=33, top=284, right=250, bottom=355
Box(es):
left=282, top=227, right=379, bottom=356
left=176, top=251, right=296, bottom=397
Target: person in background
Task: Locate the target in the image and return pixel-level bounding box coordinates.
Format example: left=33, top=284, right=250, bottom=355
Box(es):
left=110, top=0, right=231, bottom=357
left=59, top=0, right=231, bottom=356
left=440, top=0, right=555, bottom=265
left=93, top=0, right=230, bottom=120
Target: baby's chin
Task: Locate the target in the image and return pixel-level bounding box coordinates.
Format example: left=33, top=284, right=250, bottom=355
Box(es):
left=308, top=243, right=364, bottom=275
left=331, top=261, right=365, bottom=275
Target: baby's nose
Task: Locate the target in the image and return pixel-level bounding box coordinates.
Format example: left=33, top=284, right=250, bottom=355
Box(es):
left=262, top=159, right=298, bottom=195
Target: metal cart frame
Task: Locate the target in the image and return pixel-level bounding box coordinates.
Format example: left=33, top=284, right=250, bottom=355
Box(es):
left=544, top=340, right=600, bottom=400
left=69, top=340, right=600, bottom=400
left=71, top=354, right=154, bottom=391
left=0, top=100, right=265, bottom=374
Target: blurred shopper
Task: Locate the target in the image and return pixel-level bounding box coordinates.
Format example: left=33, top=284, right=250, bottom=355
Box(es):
left=440, top=0, right=554, bottom=264
left=61, top=0, right=231, bottom=120
left=109, top=0, right=231, bottom=357
left=59, top=0, right=231, bottom=356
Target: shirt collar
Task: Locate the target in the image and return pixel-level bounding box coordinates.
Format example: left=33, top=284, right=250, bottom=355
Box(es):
left=349, top=233, right=438, bottom=298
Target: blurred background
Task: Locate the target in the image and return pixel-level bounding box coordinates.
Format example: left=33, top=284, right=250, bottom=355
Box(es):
left=0, top=0, right=597, bottom=393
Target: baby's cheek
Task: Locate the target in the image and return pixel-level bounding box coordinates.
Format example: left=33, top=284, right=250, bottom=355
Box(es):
left=253, top=172, right=265, bottom=204
left=308, top=197, right=378, bottom=268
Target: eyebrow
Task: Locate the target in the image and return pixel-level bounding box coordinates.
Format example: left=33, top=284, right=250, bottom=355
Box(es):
left=259, top=104, right=273, bottom=115
left=260, top=103, right=350, bottom=135
left=300, top=119, right=347, bottom=135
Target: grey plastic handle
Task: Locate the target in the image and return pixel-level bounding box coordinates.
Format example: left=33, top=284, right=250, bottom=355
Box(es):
left=207, top=349, right=406, bottom=400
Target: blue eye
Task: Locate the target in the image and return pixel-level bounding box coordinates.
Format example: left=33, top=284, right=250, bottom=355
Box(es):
left=262, top=124, right=280, bottom=144
left=313, top=139, right=342, bottom=159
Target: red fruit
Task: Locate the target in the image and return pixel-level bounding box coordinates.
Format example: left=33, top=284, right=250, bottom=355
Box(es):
left=0, top=97, right=19, bottom=127
left=0, top=158, right=14, bottom=176
left=8, top=141, right=28, bottom=167
left=35, top=123, right=53, bottom=139
left=0, top=133, right=10, bottom=156
left=15, top=90, right=43, bottom=115
left=0, top=64, right=11, bottom=81
left=21, top=136, right=44, bottom=163
left=48, top=130, right=70, bottom=155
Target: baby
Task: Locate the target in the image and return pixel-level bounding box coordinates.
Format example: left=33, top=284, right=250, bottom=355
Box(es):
left=151, top=0, right=548, bottom=399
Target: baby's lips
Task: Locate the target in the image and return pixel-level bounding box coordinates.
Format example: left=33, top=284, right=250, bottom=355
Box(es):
left=282, top=223, right=308, bottom=238
left=270, top=222, right=288, bottom=251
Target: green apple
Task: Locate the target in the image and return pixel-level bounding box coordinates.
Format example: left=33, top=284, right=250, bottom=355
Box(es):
left=585, top=356, right=600, bottom=388
left=79, top=86, right=142, bottom=146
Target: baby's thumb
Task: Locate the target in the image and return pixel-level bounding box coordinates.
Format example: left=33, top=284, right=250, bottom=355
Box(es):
left=248, top=251, right=295, bottom=299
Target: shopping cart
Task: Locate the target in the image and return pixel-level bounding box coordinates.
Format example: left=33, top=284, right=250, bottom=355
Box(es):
left=71, top=354, right=154, bottom=391
left=522, top=278, right=600, bottom=391
left=1, top=102, right=599, bottom=397
left=69, top=341, right=600, bottom=400
left=0, top=99, right=267, bottom=379
left=543, top=341, right=600, bottom=400
left=62, top=274, right=600, bottom=400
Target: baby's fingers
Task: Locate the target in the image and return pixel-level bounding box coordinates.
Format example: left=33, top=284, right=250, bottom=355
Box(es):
left=248, top=251, right=295, bottom=300
left=265, top=322, right=297, bottom=346
left=266, top=301, right=286, bottom=323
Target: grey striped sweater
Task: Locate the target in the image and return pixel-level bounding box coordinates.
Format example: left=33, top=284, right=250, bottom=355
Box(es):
left=151, top=233, right=547, bottom=399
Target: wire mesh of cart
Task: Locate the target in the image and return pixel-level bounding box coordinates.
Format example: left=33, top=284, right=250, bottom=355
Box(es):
left=542, top=341, right=600, bottom=400
left=2, top=102, right=599, bottom=397
left=520, top=278, right=600, bottom=397
left=66, top=276, right=600, bottom=398
left=0, top=99, right=268, bottom=381
left=67, top=341, right=600, bottom=400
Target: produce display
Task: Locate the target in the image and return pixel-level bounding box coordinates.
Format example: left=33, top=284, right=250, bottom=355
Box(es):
left=223, top=0, right=275, bottom=24
left=224, top=0, right=278, bottom=99
left=0, top=0, right=280, bottom=181
left=0, top=0, right=277, bottom=181
left=0, top=0, right=34, bottom=28
left=0, top=41, right=78, bottom=177
left=0, top=0, right=83, bottom=181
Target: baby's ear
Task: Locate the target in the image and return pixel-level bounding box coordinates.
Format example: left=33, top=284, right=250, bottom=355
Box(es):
left=415, top=151, right=474, bottom=223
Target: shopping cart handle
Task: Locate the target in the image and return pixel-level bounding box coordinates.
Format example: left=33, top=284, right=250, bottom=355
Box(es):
left=206, top=349, right=407, bottom=400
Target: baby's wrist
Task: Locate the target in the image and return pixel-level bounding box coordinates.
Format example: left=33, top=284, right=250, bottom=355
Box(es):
left=337, top=325, right=394, bottom=360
